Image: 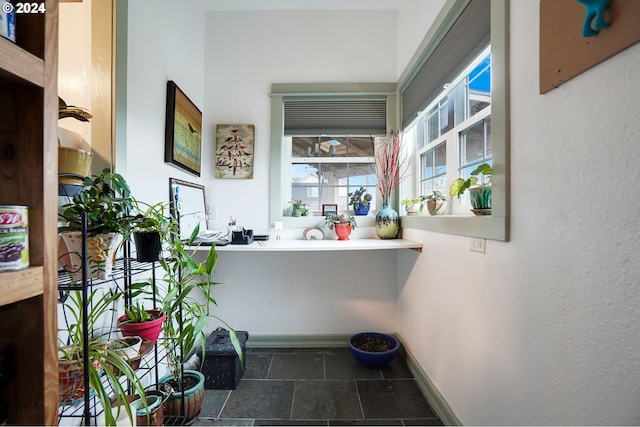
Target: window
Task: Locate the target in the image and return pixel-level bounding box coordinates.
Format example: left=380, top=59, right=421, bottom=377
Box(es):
left=399, top=0, right=509, bottom=241
left=270, top=84, right=395, bottom=227
left=410, top=49, right=492, bottom=213
left=289, top=136, right=377, bottom=213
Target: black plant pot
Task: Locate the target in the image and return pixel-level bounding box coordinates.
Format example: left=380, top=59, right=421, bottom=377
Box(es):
left=133, top=231, right=162, bottom=262
left=348, top=332, right=400, bottom=369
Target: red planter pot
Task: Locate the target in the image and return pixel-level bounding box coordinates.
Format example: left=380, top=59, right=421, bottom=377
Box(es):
left=117, top=310, right=166, bottom=344
left=333, top=223, right=352, bottom=240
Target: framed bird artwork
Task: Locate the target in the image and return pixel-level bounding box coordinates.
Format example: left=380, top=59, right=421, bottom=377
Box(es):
left=215, top=124, right=255, bottom=179
left=165, top=80, right=203, bottom=176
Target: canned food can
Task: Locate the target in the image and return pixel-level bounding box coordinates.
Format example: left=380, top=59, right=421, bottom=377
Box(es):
left=0, top=206, right=29, bottom=271
left=0, top=1, right=16, bottom=43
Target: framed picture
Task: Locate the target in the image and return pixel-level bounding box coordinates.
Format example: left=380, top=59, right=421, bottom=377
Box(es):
left=215, top=124, right=255, bottom=179
left=322, top=204, right=338, bottom=216
left=165, top=81, right=202, bottom=176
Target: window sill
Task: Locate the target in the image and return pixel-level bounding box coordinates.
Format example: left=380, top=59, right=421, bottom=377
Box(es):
left=400, top=214, right=508, bottom=241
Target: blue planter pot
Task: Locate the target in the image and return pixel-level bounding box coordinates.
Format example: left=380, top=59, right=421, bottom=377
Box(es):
left=353, top=203, right=370, bottom=216
left=375, top=203, right=400, bottom=239
left=348, top=332, right=400, bottom=369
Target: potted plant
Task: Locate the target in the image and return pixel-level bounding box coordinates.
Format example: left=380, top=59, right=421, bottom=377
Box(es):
left=117, top=302, right=166, bottom=344
left=348, top=187, right=373, bottom=215
left=131, top=223, right=243, bottom=424
left=348, top=332, right=400, bottom=369
left=58, top=289, right=148, bottom=426
left=422, top=191, right=448, bottom=216
left=58, top=97, right=93, bottom=187
left=401, top=197, right=423, bottom=215
left=324, top=213, right=357, bottom=240
left=131, top=201, right=171, bottom=263
left=290, top=199, right=309, bottom=217
left=449, top=163, right=492, bottom=215
left=58, top=168, right=134, bottom=280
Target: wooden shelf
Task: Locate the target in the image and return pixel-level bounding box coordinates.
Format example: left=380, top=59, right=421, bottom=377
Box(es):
left=191, top=239, right=423, bottom=253
left=0, top=267, right=44, bottom=306
left=0, top=0, right=58, bottom=423
left=0, top=37, right=44, bottom=87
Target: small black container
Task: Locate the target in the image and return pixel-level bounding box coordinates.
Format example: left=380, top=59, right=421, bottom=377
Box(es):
left=197, top=330, right=248, bottom=390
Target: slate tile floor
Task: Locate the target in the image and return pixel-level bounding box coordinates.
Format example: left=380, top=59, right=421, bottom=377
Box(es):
left=193, top=347, right=444, bottom=426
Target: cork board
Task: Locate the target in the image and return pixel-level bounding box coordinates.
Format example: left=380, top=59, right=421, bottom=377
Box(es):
left=540, top=0, right=640, bottom=93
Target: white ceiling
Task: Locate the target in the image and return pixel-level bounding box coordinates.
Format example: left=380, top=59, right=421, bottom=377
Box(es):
left=198, top=0, right=410, bottom=11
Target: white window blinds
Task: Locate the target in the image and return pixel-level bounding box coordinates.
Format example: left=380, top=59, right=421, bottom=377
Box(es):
left=401, top=0, right=490, bottom=128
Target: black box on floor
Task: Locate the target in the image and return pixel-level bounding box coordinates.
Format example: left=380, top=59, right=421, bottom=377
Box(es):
left=197, top=329, right=248, bottom=390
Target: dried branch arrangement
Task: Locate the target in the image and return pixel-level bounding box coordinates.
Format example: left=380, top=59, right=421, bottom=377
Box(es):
left=374, top=130, right=412, bottom=204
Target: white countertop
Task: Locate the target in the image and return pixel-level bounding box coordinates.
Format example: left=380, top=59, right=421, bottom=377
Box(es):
left=191, top=239, right=422, bottom=252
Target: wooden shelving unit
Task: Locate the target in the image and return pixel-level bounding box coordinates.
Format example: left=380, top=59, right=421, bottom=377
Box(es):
left=0, top=0, right=59, bottom=423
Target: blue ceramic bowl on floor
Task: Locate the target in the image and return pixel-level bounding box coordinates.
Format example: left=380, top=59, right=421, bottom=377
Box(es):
left=348, top=332, right=400, bottom=368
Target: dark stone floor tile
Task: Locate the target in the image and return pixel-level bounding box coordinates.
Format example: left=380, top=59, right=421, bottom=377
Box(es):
left=255, top=420, right=328, bottom=426
left=299, top=347, right=348, bottom=355
left=268, top=353, right=324, bottom=380
left=356, top=379, right=436, bottom=419
left=380, top=356, right=414, bottom=379
left=291, top=380, right=362, bottom=420
left=244, top=352, right=272, bottom=379
left=329, top=420, right=402, bottom=425
left=249, top=348, right=300, bottom=354
left=325, top=352, right=382, bottom=380
left=221, top=379, right=295, bottom=419
left=403, top=418, right=445, bottom=426
left=193, top=417, right=254, bottom=426
left=199, top=389, right=231, bottom=417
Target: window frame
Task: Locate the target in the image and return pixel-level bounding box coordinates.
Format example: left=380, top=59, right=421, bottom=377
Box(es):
left=400, top=0, right=509, bottom=241
left=270, top=83, right=397, bottom=229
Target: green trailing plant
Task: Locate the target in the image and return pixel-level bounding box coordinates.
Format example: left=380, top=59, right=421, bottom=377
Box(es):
left=59, top=168, right=135, bottom=236
left=348, top=187, right=372, bottom=207
left=130, top=220, right=242, bottom=391
left=130, top=201, right=172, bottom=234
left=449, top=163, right=492, bottom=199
left=324, top=213, right=357, bottom=230
left=59, top=288, right=147, bottom=426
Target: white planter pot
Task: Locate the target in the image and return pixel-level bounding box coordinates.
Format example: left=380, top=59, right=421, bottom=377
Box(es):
left=58, top=231, right=122, bottom=280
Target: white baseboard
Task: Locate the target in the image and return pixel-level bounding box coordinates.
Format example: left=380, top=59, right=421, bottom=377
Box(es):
left=246, top=333, right=461, bottom=425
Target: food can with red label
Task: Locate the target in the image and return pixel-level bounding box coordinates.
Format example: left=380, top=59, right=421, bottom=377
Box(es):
left=0, top=205, right=29, bottom=271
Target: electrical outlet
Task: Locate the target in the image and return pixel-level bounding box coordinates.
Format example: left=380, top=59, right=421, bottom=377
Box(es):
left=469, top=237, right=486, bottom=253
left=207, top=204, right=217, bottom=221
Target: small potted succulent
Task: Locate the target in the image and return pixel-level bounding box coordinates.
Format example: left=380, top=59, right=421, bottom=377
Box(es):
left=401, top=197, right=423, bottom=215
left=422, top=191, right=448, bottom=216
left=450, top=163, right=492, bottom=215
left=348, top=187, right=373, bottom=215
left=324, top=213, right=357, bottom=240
left=290, top=199, right=309, bottom=217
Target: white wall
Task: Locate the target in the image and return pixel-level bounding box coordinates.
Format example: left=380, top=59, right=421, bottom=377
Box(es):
left=203, top=10, right=398, bottom=233
left=398, top=1, right=640, bottom=425
left=124, top=0, right=206, bottom=205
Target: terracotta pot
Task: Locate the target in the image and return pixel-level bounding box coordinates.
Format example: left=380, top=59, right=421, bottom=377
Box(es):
left=117, top=310, right=166, bottom=344
left=159, top=370, right=205, bottom=423
left=333, top=223, right=352, bottom=240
